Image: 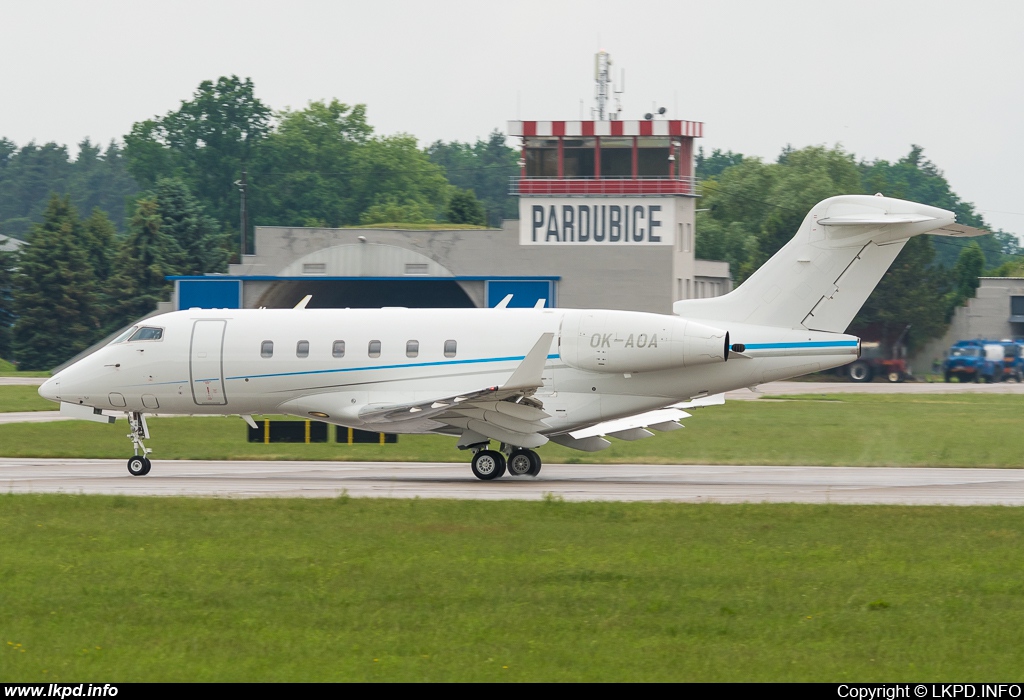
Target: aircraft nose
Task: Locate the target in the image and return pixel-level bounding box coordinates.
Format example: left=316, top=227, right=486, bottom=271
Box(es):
left=38, top=377, right=60, bottom=403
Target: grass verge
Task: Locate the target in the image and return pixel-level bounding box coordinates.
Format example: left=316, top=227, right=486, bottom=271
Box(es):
left=0, top=393, right=1021, bottom=467
left=0, top=358, right=50, bottom=377
left=0, top=385, right=54, bottom=412
left=2, top=495, right=1023, bottom=681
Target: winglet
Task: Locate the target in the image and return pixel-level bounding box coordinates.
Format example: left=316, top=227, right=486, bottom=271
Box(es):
left=294, top=295, right=313, bottom=309
left=501, top=333, right=554, bottom=391
left=494, top=294, right=513, bottom=309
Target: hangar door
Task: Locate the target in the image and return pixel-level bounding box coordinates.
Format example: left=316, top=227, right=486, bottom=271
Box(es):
left=190, top=320, right=227, bottom=406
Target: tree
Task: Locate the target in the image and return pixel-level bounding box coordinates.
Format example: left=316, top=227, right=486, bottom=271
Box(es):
left=105, top=197, right=183, bottom=332
left=12, top=196, right=100, bottom=370
left=0, top=138, right=139, bottom=239
left=695, top=147, right=744, bottom=180
left=251, top=100, right=450, bottom=228
left=0, top=247, right=15, bottom=360
left=944, top=241, right=985, bottom=319
left=154, top=178, right=228, bottom=274
left=428, top=131, right=519, bottom=227
left=445, top=188, right=486, bottom=225
left=250, top=100, right=374, bottom=228
left=348, top=134, right=450, bottom=224
left=125, top=76, right=271, bottom=232
left=81, top=208, right=118, bottom=283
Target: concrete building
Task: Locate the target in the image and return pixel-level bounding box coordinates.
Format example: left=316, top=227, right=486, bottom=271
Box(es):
left=170, top=119, right=731, bottom=314
left=913, top=277, right=1024, bottom=371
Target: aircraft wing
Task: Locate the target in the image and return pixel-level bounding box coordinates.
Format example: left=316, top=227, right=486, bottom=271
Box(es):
left=357, top=333, right=555, bottom=448
left=551, top=393, right=726, bottom=451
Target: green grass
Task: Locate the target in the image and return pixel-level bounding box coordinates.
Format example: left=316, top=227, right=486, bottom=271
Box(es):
left=0, top=393, right=1021, bottom=467
left=2, top=495, right=1023, bottom=681
left=0, top=385, right=54, bottom=412
left=0, top=358, right=50, bottom=377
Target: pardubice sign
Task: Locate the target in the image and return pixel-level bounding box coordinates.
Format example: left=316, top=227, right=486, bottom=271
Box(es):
left=519, top=198, right=676, bottom=246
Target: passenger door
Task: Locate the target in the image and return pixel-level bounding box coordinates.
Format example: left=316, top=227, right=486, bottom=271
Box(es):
left=190, top=320, right=227, bottom=405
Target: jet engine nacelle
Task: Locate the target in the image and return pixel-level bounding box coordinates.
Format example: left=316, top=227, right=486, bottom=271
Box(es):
left=559, top=309, right=729, bottom=374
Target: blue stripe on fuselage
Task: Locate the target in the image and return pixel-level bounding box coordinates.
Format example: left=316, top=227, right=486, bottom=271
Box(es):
left=135, top=354, right=563, bottom=387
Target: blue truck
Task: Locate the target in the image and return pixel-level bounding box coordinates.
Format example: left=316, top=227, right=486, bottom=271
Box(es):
left=943, top=339, right=1024, bottom=382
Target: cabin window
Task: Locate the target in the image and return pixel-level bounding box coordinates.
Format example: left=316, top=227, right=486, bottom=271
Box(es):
left=444, top=339, right=457, bottom=358
left=296, top=340, right=309, bottom=358
left=368, top=340, right=381, bottom=358
left=128, top=327, right=163, bottom=342
left=333, top=340, right=346, bottom=358
left=406, top=340, right=419, bottom=358
left=261, top=341, right=274, bottom=358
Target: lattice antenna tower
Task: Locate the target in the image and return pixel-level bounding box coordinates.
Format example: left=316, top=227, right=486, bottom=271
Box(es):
left=593, top=51, right=623, bottom=121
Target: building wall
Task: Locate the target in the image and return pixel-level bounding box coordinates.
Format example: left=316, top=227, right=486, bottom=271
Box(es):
left=235, top=219, right=683, bottom=314
left=911, top=278, right=1024, bottom=372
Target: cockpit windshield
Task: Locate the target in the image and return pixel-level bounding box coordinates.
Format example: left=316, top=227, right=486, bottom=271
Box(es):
left=109, top=326, right=139, bottom=345
left=128, top=327, right=164, bottom=342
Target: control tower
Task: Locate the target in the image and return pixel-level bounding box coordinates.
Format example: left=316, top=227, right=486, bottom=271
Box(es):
left=507, top=53, right=717, bottom=302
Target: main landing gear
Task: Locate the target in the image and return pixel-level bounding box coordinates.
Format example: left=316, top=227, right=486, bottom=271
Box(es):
left=469, top=443, right=542, bottom=481
left=126, top=412, right=153, bottom=477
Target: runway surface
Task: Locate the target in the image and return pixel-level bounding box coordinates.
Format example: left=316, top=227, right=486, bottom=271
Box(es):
left=3, top=458, right=1023, bottom=506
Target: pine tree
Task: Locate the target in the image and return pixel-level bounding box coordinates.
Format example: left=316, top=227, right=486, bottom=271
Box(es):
left=81, top=208, right=119, bottom=282
left=105, top=196, right=183, bottom=332
left=154, top=178, right=228, bottom=274
left=12, top=195, right=100, bottom=370
left=0, top=247, right=15, bottom=360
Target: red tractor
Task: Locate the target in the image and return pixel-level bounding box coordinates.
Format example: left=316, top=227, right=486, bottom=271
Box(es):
left=845, top=325, right=911, bottom=383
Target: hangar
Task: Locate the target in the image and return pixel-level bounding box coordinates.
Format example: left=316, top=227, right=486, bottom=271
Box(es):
left=171, top=118, right=732, bottom=314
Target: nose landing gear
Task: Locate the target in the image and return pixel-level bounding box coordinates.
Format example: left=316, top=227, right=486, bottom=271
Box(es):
left=126, top=412, right=153, bottom=477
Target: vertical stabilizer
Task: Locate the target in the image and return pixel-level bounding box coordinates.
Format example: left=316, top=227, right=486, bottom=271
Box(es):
left=674, top=195, right=964, bottom=332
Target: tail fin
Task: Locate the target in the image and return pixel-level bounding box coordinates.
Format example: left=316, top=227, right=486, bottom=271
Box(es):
left=674, top=194, right=981, bottom=332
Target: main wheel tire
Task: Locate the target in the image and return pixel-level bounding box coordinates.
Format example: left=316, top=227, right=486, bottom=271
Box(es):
left=526, top=450, right=542, bottom=477
left=127, top=456, right=151, bottom=477
left=507, top=450, right=533, bottom=476
left=471, top=450, right=506, bottom=480
left=849, top=361, right=873, bottom=383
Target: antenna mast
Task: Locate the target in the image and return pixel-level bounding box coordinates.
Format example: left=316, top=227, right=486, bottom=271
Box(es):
left=593, top=51, right=621, bottom=121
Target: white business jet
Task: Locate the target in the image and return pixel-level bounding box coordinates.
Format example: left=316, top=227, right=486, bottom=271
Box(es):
left=39, top=195, right=980, bottom=479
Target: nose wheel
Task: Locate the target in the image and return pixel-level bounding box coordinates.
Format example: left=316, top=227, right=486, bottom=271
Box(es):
left=127, top=455, right=152, bottom=476
left=126, top=412, right=153, bottom=477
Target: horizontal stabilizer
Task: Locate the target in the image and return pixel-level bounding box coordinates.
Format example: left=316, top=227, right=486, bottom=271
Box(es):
left=817, top=214, right=935, bottom=226
left=933, top=223, right=987, bottom=237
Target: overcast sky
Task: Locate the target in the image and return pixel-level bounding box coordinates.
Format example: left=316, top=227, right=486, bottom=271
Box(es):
left=2, top=0, right=1021, bottom=235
